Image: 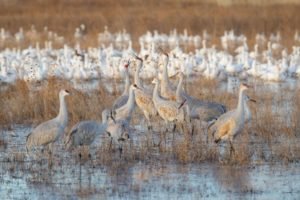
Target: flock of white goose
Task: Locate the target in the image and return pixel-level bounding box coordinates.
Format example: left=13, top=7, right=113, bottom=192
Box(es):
left=1, top=26, right=300, bottom=85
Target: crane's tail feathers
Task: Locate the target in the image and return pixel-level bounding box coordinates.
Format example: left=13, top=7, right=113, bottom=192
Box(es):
left=214, top=138, right=221, bottom=144
left=64, top=128, right=77, bottom=146
left=26, top=132, right=31, bottom=142
left=221, top=105, right=227, bottom=113
left=64, top=136, right=72, bottom=149
left=207, top=119, right=216, bottom=130
left=178, top=99, right=187, bottom=110
left=64, top=135, right=73, bottom=151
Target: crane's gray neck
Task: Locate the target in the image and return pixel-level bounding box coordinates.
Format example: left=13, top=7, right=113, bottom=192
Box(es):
left=176, top=75, right=184, bottom=102
left=102, top=111, right=108, bottom=124
left=237, top=89, right=245, bottom=117
left=123, top=69, right=130, bottom=95
left=153, top=81, right=160, bottom=102
left=162, top=57, right=169, bottom=86
left=57, top=94, right=68, bottom=126
left=126, top=87, right=135, bottom=113
left=243, top=96, right=250, bottom=118
left=134, top=61, right=143, bottom=88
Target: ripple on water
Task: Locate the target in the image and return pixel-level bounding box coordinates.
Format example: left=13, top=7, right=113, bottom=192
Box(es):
left=0, top=126, right=300, bottom=199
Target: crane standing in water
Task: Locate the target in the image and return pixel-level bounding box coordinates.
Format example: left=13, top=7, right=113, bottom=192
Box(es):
left=209, top=83, right=252, bottom=157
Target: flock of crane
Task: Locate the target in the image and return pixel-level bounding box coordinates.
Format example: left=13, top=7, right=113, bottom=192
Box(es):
left=1, top=26, right=300, bottom=86
left=8, top=25, right=300, bottom=162
left=25, top=51, right=256, bottom=163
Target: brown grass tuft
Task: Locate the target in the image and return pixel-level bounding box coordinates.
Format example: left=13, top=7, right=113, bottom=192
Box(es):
left=1, top=76, right=300, bottom=165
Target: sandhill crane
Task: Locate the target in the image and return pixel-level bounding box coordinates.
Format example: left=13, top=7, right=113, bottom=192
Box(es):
left=176, top=72, right=226, bottom=123
left=208, top=83, right=252, bottom=157
left=133, top=55, right=157, bottom=130
left=109, top=84, right=140, bottom=155
left=64, top=109, right=111, bottom=158
left=26, top=89, right=70, bottom=162
left=106, top=116, right=131, bottom=156
left=113, top=84, right=138, bottom=123
left=112, top=61, right=130, bottom=110
left=160, top=52, right=177, bottom=100
left=152, top=78, right=187, bottom=143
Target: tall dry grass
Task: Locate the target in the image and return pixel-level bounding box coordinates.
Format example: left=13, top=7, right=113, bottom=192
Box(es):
left=0, top=78, right=115, bottom=128
left=1, top=77, right=300, bottom=164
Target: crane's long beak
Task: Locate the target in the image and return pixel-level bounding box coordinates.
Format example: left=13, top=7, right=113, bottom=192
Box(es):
left=242, top=83, right=253, bottom=89
left=250, top=98, right=256, bottom=103
left=169, top=71, right=180, bottom=79
left=110, top=110, right=116, bottom=123
left=135, top=55, right=143, bottom=62
left=178, top=99, right=187, bottom=109
left=133, top=84, right=141, bottom=90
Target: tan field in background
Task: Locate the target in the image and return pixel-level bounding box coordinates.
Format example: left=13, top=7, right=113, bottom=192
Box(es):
left=1, top=0, right=300, bottom=49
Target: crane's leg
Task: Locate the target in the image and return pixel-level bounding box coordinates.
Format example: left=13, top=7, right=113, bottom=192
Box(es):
left=145, top=113, right=152, bottom=131
left=118, top=144, right=123, bottom=158
left=165, top=122, right=169, bottom=148
left=191, top=122, right=195, bottom=136
left=180, top=122, right=185, bottom=134
left=48, top=143, right=53, bottom=168
left=145, top=116, right=153, bottom=147
left=172, top=123, right=177, bottom=132
left=78, top=149, right=82, bottom=162
left=87, top=147, right=94, bottom=168
left=109, top=137, right=113, bottom=151
left=88, top=150, right=92, bottom=160
left=229, top=141, right=235, bottom=158
left=160, top=122, right=168, bottom=149
left=148, top=128, right=154, bottom=148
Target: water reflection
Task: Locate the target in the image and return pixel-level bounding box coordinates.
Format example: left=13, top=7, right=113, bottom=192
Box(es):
left=1, top=156, right=300, bottom=199
left=2, top=78, right=300, bottom=199
left=212, top=165, right=251, bottom=195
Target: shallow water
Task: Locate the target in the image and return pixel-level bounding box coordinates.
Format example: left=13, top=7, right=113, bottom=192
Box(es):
left=0, top=124, right=300, bottom=200
left=1, top=157, right=300, bottom=199
left=1, top=78, right=300, bottom=199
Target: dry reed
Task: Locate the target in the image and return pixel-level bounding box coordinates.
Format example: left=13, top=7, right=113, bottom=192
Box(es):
left=1, top=76, right=300, bottom=165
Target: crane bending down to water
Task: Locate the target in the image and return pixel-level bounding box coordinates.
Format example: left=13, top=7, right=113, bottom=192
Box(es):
left=64, top=109, right=111, bottom=158
left=208, top=83, right=252, bottom=157
left=106, top=116, right=131, bottom=156
left=26, top=89, right=70, bottom=160
left=108, top=84, right=140, bottom=155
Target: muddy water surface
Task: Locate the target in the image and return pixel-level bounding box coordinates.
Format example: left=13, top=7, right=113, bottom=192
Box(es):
left=1, top=78, right=300, bottom=199
left=0, top=125, right=300, bottom=199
